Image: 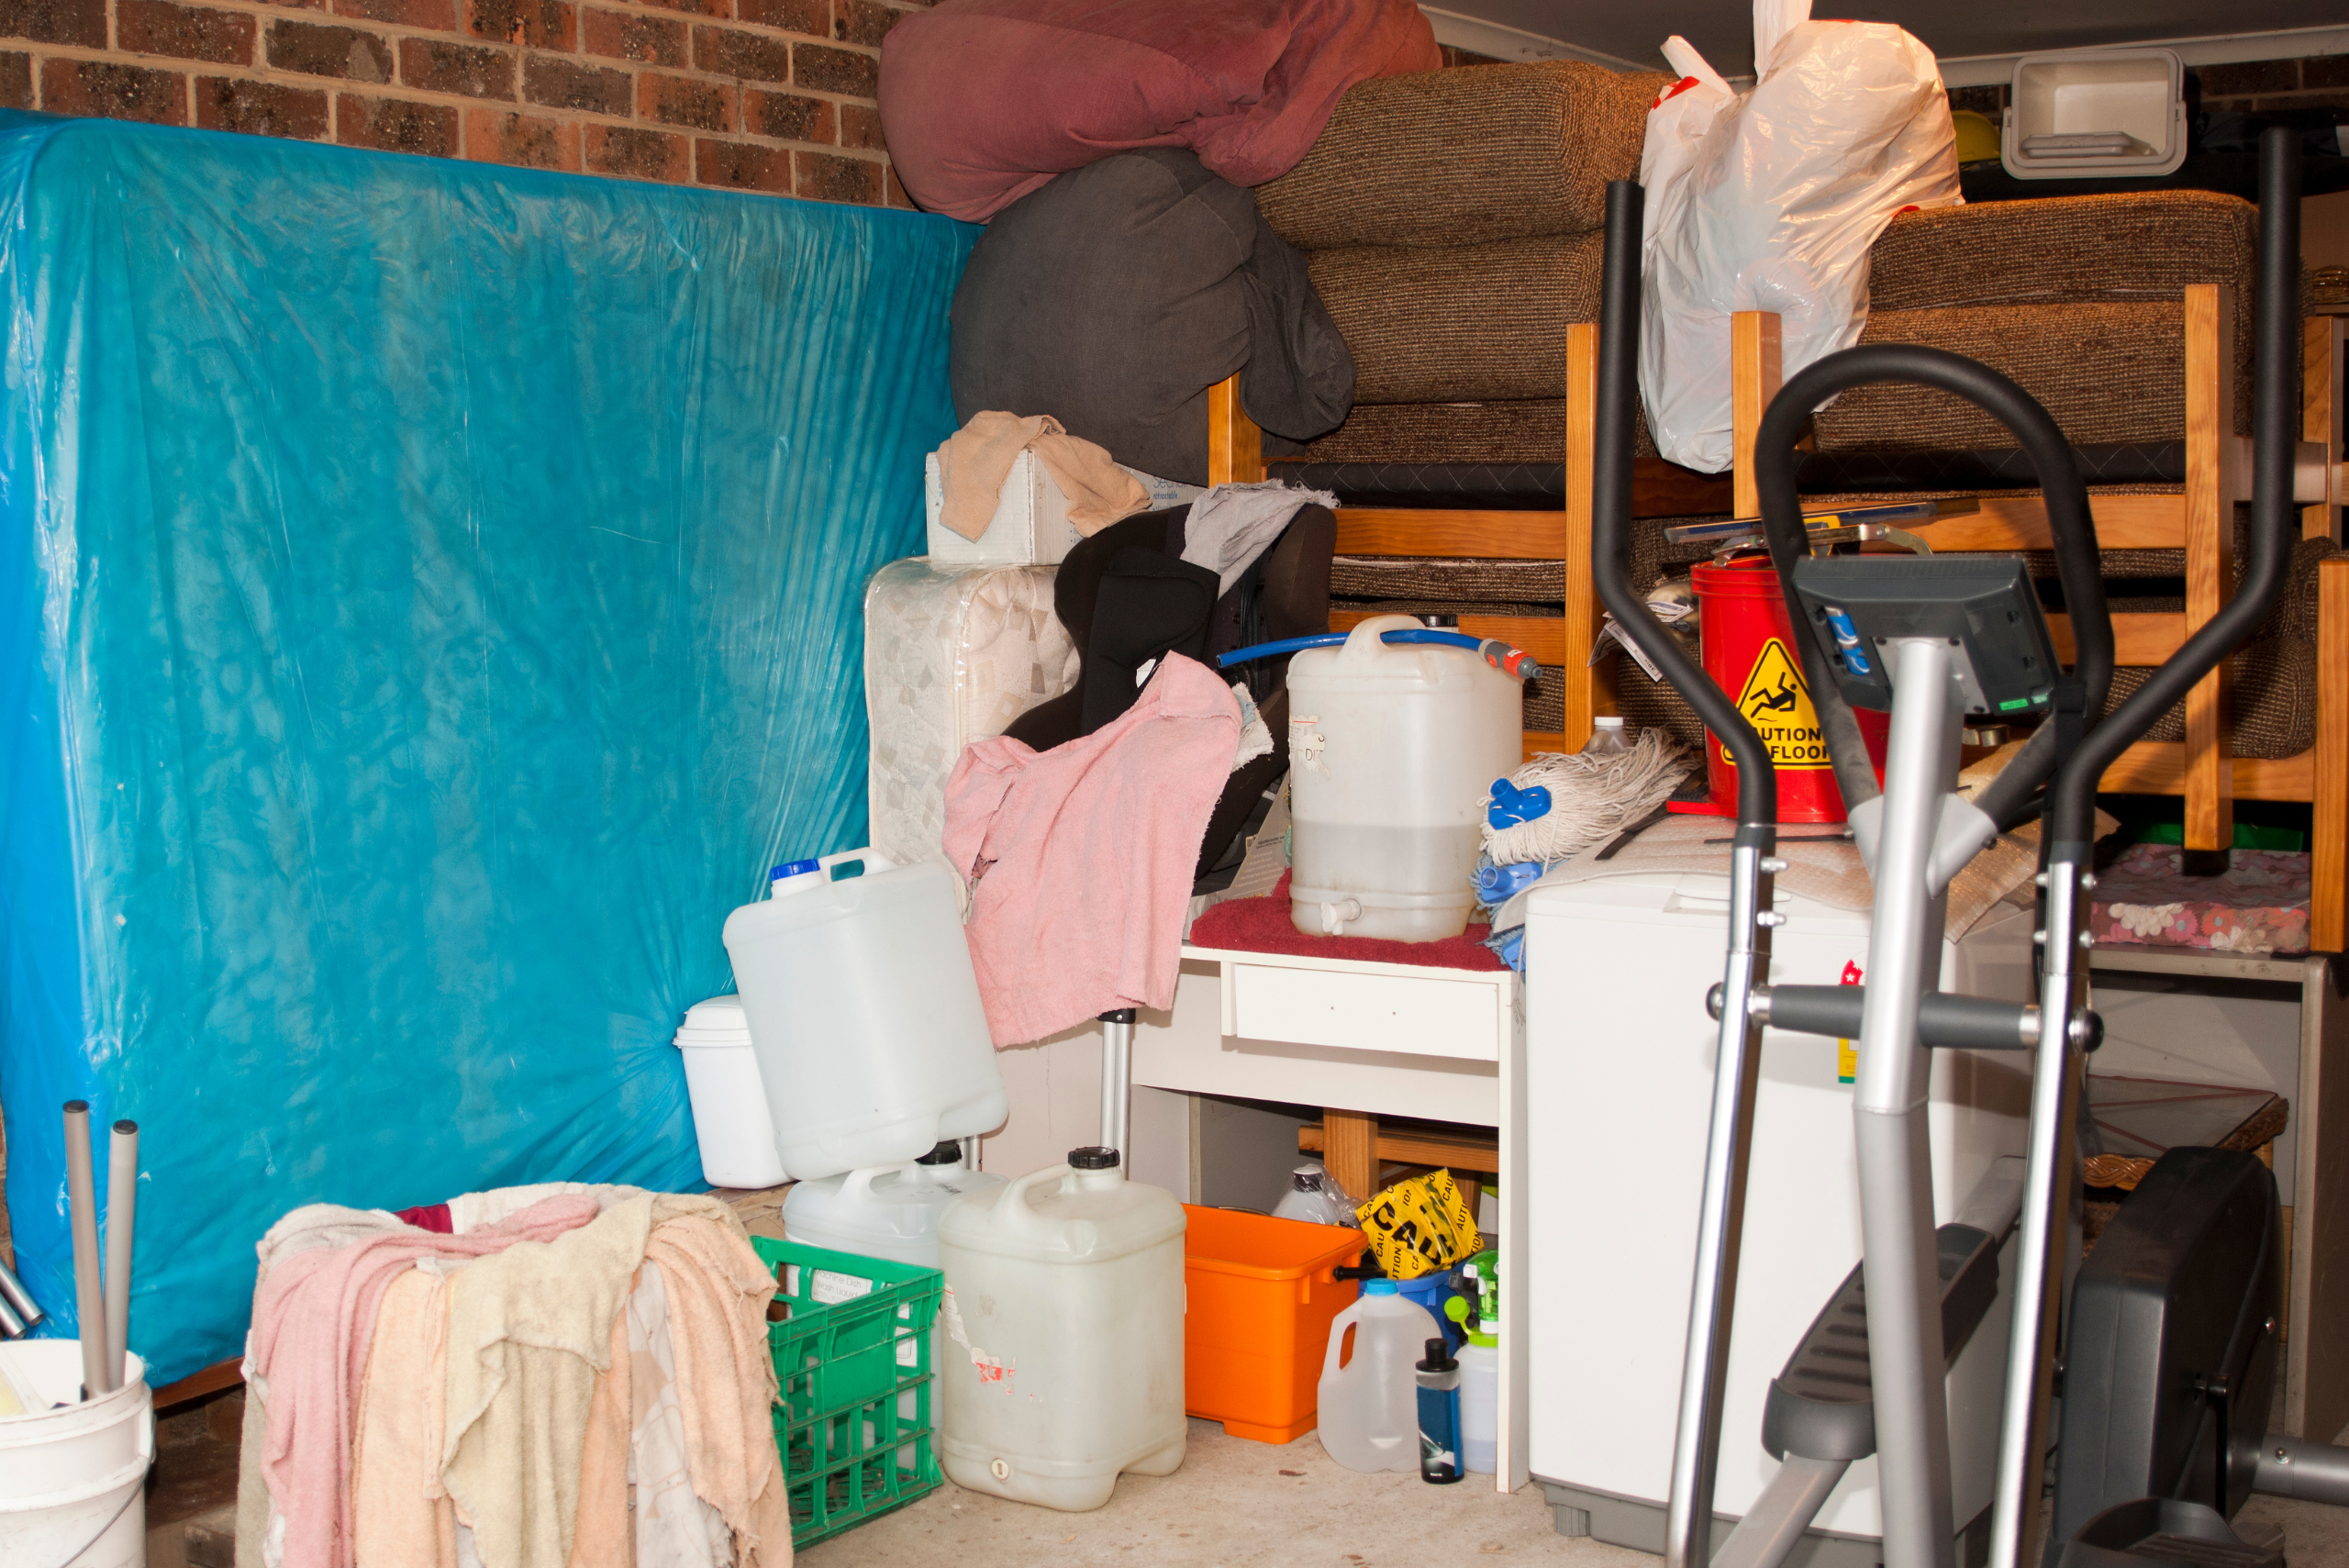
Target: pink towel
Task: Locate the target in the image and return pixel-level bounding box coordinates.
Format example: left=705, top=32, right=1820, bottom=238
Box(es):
left=945, top=652, right=1240, bottom=1044
left=248, top=1195, right=601, bottom=1568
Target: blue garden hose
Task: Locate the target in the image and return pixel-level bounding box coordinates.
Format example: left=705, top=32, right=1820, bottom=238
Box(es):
left=1215, top=628, right=1542, bottom=683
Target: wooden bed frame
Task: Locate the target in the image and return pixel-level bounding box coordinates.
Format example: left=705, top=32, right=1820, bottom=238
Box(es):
left=1208, top=292, right=2349, bottom=950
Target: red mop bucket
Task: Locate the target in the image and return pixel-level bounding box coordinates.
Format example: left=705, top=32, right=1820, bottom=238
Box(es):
left=1681, top=557, right=1887, bottom=824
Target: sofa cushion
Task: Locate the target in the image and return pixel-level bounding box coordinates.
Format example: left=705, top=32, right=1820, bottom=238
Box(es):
left=1309, top=234, right=1602, bottom=403
left=878, top=0, right=1438, bottom=222
left=951, top=148, right=1353, bottom=485
left=1256, top=61, right=1668, bottom=248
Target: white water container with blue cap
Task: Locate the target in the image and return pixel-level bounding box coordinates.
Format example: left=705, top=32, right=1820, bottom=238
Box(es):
left=1285, top=614, right=1522, bottom=940
left=722, top=848, right=1008, bottom=1181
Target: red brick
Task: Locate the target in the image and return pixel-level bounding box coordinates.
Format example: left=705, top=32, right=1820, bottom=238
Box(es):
left=639, top=70, right=731, bottom=129
left=0, top=50, right=28, bottom=106
left=41, top=57, right=187, bottom=120
left=739, top=0, right=819, bottom=34
left=260, top=0, right=328, bottom=13
left=584, top=120, right=685, bottom=179
left=630, top=0, right=721, bottom=16
left=692, top=24, right=786, bottom=82
left=829, top=0, right=894, bottom=48
left=2197, top=60, right=2296, bottom=96
left=335, top=0, right=456, bottom=29
left=267, top=18, right=393, bottom=81
left=582, top=7, right=682, bottom=65
left=466, top=0, right=569, bottom=50
left=838, top=99, right=881, bottom=150
left=400, top=37, right=512, bottom=97
left=338, top=90, right=457, bottom=153
left=793, top=147, right=876, bottom=204
left=790, top=40, right=872, bottom=96
left=0, top=0, right=104, bottom=47
left=742, top=86, right=828, bottom=141
left=885, top=161, right=913, bottom=208
left=118, top=0, right=255, bottom=63
left=465, top=106, right=577, bottom=167
left=522, top=53, right=626, bottom=111
left=695, top=136, right=787, bottom=193
left=196, top=73, right=328, bottom=136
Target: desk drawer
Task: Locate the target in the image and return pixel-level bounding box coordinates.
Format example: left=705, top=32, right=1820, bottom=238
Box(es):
left=1227, top=962, right=1502, bottom=1062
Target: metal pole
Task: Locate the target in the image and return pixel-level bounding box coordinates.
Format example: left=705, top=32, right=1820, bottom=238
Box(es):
left=61, top=1100, right=111, bottom=1396
left=1987, top=855, right=2088, bottom=1568
left=105, top=1119, right=139, bottom=1389
left=1664, top=833, right=1777, bottom=1568
left=1852, top=639, right=1961, bottom=1568
left=1099, top=1007, right=1135, bottom=1162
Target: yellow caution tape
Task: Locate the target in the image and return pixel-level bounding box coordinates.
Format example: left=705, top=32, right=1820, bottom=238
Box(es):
left=1353, top=1169, right=1483, bottom=1281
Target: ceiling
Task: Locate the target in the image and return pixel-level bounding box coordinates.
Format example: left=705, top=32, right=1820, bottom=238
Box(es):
left=1436, top=0, right=2349, bottom=80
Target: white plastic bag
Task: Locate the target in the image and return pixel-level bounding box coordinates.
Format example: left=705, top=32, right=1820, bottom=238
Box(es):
left=1639, top=0, right=1960, bottom=474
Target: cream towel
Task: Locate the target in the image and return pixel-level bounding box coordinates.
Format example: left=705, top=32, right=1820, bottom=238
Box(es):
left=935, top=411, right=1149, bottom=541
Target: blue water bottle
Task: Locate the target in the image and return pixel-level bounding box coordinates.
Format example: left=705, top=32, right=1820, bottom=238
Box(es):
left=1415, top=1338, right=1463, bottom=1485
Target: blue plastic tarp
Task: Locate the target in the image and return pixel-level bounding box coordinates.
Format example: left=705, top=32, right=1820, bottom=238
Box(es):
left=0, top=110, right=974, bottom=1384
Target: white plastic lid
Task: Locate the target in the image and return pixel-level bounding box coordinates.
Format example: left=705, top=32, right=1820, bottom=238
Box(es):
left=1593, top=716, right=1625, bottom=730
left=674, top=995, right=752, bottom=1047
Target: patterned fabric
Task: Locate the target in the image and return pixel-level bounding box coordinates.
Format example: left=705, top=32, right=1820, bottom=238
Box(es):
left=1277, top=460, right=1565, bottom=507
left=1789, top=442, right=2187, bottom=491
left=863, top=559, right=1079, bottom=869
left=2089, top=843, right=2311, bottom=955
left=1254, top=61, right=1669, bottom=250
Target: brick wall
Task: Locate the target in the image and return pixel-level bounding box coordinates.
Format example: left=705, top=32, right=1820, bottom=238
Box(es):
left=0, top=0, right=919, bottom=206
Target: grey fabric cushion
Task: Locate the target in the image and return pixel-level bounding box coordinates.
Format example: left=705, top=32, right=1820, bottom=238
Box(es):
left=950, top=148, right=1354, bottom=486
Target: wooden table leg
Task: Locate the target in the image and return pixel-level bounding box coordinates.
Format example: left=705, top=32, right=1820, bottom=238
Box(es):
left=1323, top=1109, right=1379, bottom=1206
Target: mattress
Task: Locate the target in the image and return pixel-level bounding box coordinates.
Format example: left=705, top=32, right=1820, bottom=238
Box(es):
left=864, top=558, right=1079, bottom=868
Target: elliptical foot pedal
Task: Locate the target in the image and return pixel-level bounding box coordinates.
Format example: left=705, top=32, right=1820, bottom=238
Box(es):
left=2058, top=1500, right=2283, bottom=1568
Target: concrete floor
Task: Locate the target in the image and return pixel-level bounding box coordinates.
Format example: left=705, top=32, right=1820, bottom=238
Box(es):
left=797, top=1418, right=1648, bottom=1568
left=798, top=1417, right=2349, bottom=1568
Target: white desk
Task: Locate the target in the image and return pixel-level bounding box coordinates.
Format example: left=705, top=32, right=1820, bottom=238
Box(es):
left=1130, top=948, right=1530, bottom=1492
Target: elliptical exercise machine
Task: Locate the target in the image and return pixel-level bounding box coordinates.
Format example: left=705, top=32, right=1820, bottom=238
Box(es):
left=1593, top=126, right=2349, bottom=1568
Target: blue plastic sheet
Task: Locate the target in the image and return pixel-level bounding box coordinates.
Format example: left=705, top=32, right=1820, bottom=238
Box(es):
left=0, top=110, right=975, bottom=1384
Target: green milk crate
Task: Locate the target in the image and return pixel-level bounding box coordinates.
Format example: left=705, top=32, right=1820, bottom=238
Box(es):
left=754, top=1236, right=944, bottom=1547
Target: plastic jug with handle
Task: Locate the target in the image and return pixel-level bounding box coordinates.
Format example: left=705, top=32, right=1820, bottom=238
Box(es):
left=1315, top=1279, right=1442, bottom=1472
left=938, top=1147, right=1186, bottom=1511
left=722, top=847, right=1008, bottom=1181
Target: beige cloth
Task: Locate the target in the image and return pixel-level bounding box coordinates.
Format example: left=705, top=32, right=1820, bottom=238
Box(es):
left=440, top=1193, right=735, bottom=1568
left=351, top=1267, right=459, bottom=1568
left=640, top=1218, right=789, bottom=1568
left=934, top=411, right=1149, bottom=541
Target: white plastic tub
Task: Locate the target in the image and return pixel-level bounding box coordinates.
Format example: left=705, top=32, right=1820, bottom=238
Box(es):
left=0, top=1343, right=151, bottom=1568
left=2001, top=49, right=2185, bottom=181
left=722, top=848, right=1008, bottom=1181
left=674, top=995, right=787, bottom=1189
left=1285, top=615, right=1522, bottom=940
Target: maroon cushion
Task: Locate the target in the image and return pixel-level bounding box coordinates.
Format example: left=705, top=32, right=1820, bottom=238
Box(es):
left=878, top=0, right=1439, bottom=222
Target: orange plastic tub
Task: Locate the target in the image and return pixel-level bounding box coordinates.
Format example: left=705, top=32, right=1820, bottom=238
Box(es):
left=1182, top=1207, right=1365, bottom=1443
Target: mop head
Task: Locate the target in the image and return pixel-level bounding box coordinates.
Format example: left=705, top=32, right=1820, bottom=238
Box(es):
left=1481, top=729, right=1695, bottom=867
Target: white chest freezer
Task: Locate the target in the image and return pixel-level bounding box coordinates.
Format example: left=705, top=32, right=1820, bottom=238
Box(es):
left=1522, top=869, right=2036, bottom=1563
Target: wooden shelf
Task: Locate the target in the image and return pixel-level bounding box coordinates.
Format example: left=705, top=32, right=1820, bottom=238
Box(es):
left=1297, top=1120, right=1499, bottom=1175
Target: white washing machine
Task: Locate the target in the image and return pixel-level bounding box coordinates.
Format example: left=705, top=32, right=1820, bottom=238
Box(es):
left=1523, top=868, right=2036, bottom=1565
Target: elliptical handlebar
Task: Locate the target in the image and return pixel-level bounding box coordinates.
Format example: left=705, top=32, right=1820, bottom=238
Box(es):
left=1752, top=350, right=2114, bottom=829
left=2042, top=125, right=2306, bottom=851
left=1592, top=180, right=1778, bottom=833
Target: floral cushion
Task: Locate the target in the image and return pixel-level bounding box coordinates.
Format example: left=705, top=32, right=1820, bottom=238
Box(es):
left=2090, top=843, right=2310, bottom=955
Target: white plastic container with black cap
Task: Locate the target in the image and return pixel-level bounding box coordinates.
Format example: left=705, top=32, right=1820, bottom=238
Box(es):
left=936, top=1145, right=1186, bottom=1511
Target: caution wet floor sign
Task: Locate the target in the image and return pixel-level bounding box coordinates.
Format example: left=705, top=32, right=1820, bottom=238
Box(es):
left=1723, top=639, right=1833, bottom=771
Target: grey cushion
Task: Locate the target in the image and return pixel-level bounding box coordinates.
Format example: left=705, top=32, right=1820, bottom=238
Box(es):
left=950, top=148, right=1354, bottom=485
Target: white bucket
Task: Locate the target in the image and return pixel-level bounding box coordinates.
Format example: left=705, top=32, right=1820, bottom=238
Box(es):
left=0, top=1342, right=152, bottom=1568
left=674, top=995, right=789, bottom=1189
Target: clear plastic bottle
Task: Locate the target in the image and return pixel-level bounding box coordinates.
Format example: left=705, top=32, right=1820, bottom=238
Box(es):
left=1581, top=715, right=1631, bottom=756
left=1271, top=1162, right=1355, bottom=1226
left=1316, top=1281, right=1442, bottom=1473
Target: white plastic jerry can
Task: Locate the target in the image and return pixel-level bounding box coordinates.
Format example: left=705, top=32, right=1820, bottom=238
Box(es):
left=937, top=1148, right=1186, bottom=1511
left=721, top=848, right=1008, bottom=1181
left=1285, top=614, right=1522, bottom=940
left=1315, top=1280, right=1443, bottom=1473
